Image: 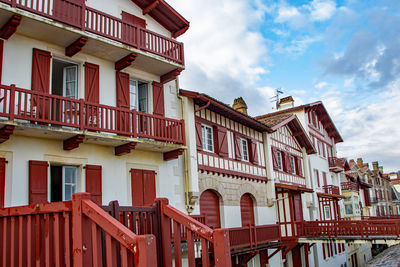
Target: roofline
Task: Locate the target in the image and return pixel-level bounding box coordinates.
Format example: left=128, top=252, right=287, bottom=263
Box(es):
left=179, top=89, right=272, bottom=132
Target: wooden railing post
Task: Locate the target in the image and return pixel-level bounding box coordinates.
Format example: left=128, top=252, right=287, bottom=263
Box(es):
left=9, top=84, right=15, bottom=121
left=71, top=192, right=91, bottom=267
left=11, top=0, right=16, bottom=8
left=134, top=235, right=158, bottom=267
left=81, top=2, right=86, bottom=31
left=136, top=26, right=141, bottom=49
left=156, top=198, right=172, bottom=267
left=212, top=228, right=232, bottom=267
left=131, top=109, right=137, bottom=138
left=79, top=99, right=84, bottom=130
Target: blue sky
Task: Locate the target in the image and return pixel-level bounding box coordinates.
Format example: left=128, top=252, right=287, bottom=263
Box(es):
left=169, top=0, right=400, bottom=172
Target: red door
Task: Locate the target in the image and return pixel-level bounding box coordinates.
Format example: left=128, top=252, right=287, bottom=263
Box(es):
left=200, top=190, right=221, bottom=229
left=292, top=245, right=302, bottom=267
left=240, top=193, right=255, bottom=227
left=131, top=169, right=156, bottom=206
left=293, top=193, right=303, bottom=236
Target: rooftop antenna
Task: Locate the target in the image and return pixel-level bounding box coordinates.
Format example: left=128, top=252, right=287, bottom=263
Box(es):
left=270, top=88, right=284, bottom=110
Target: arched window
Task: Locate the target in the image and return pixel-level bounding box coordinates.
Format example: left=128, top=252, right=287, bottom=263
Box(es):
left=200, top=190, right=221, bottom=229
left=240, top=193, right=255, bottom=226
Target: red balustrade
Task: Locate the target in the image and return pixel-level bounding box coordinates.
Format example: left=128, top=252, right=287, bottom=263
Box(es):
left=323, top=185, right=340, bottom=195
left=0, top=0, right=184, bottom=65
left=328, top=157, right=344, bottom=172
left=302, top=219, right=400, bottom=239
left=0, top=84, right=185, bottom=144
left=341, top=181, right=359, bottom=191
left=228, top=224, right=280, bottom=250
left=0, top=193, right=156, bottom=267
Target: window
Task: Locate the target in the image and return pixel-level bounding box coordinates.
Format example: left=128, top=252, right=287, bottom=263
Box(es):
left=345, top=204, right=353, bottom=215
left=50, top=165, right=79, bottom=202
left=322, top=143, right=326, bottom=158
left=52, top=58, right=78, bottom=99
left=324, top=205, right=331, bottom=219
left=290, top=156, right=296, bottom=174
left=201, top=125, right=213, bottom=152
left=129, top=79, right=148, bottom=112
left=314, top=169, right=320, bottom=187
left=277, top=151, right=283, bottom=171
left=240, top=138, right=249, bottom=161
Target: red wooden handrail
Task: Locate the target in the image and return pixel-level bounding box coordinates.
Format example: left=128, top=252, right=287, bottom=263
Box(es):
left=0, top=193, right=157, bottom=266
left=228, top=224, right=280, bottom=250
left=0, top=0, right=184, bottom=64
left=0, top=84, right=185, bottom=144
left=341, top=181, right=359, bottom=191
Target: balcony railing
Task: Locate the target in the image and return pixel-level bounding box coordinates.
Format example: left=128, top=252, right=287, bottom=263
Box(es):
left=228, top=224, right=280, bottom=250
left=341, top=181, right=359, bottom=192
left=0, top=0, right=184, bottom=65
left=0, top=84, right=185, bottom=144
left=323, top=185, right=340, bottom=195
left=328, top=157, right=344, bottom=172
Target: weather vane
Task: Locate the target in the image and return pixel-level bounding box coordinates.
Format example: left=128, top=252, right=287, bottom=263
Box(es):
left=270, top=88, right=284, bottom=110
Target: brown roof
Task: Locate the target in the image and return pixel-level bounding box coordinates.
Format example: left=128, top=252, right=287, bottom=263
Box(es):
left=258, top=113, right=292, bottom=128
left=255, top=101, right=343, bottom=143
left=179, top=89, right=272, bottom=132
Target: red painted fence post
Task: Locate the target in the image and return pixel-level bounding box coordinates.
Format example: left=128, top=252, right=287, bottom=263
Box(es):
left=213, top=228, right=232, bottom=267
left=80, top=2, right=86, bottom=31
left=135, top=235, right=158, bottom=267
left=156, top=198, right=172, bottom=267
left=9, top=84, right=15, bottom=121
left=71, top=192, right=91, bottom=267
left=79, top=99, right=84, bottom=130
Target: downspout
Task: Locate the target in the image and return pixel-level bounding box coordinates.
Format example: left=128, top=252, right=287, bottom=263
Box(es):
left=176, top=81, right=193, bottom=214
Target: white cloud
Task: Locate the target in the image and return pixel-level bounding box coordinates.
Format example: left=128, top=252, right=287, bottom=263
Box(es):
left=274, top=35, right=323, bottom=56
left=315, top=81, right=328, bottom=89
left=309, top=0, right=337, bottom=21
left=274, top=5, right=307, bottom=29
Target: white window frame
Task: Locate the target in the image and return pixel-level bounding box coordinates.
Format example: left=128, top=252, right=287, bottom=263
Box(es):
left=201, top=124, right=214, bottom=152
left=240, top=138, right=249, bottom=162
left=129, top=78, right=149, bottom=113
left=62, top=166, right=79, bottom=201
left=290, top=156, right=296, bottom=174
left=324, top=205, right=331, bottom=220
left=277, top=151, right=283, bottom=171
left=63, top=65, right=78, bottom=99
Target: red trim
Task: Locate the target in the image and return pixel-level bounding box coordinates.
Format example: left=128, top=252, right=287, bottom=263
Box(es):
left=63, top=134, right=85, bottom=150
left=0, top=14, right=21, bottom=40
left=0, top=125, right=14, bottom=144
left=163, top=148, right=184, bottom=161
left=115, top=142, right=137, bottom=156
left=271, top=137, right=302, bottom=153
left=65, top=36, right=88, bottom=57
left=0, top=40, right=3, bottom=84
left=0, top=158, right=5, bottom=208
left=275, top=183, right=313, bottom=193
left=198, top=165, right=267, bottom=182
left=114, top=53, right=137, bottom=71
left=274, top=169, right=305, bottom=180
left=160, top=68, right=182, bottom=84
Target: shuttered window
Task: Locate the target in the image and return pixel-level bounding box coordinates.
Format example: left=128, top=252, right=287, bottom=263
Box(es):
left=86, top=165, right=102, bottom=205
left=249, top=139, right=259, bottom=165
left=131, top=169, right=156, bottom=206
left=201, top=124, right=213, bottom=152
left=0, top=158, right=6, bottom=208
left=195, top=120, right=203, bottom=150
left=84, top=62, right=100, bottom=103
left=240, top=193, right=255, bottom=227
left=116, top=71, right=130, bottom=108
left=29, top=160, right=49, bottom=204
left=214, top=126, right=228, bottom=157
left=200, top=190, right=221, bottom=229
left=277, top=151, right=283, bottom=171
left=152, top=81, right=164, bottom=116
left=240, top=138, right=249, bottom=161
left=234, top=134, right=242, bottom=160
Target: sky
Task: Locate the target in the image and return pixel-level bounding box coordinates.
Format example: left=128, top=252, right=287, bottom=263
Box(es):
left=168, top=0, right=400, bottom=172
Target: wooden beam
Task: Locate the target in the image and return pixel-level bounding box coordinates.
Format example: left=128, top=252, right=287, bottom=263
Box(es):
left=0, top=15, right=22, bottom=40
left=63, top=135, right=85, bottom=150
left=65, top=36, right=88, bottom=57
left=163, top=149, right=184, bottom=161
left=115, top=142, right=137, bottom=156
left=115, top=53, right=137, bottom=71
left=142, top=0, right=159, bottom=15
left=172, top=25, right=189, bottom=38
left=160, top=68, right=182, bottom=84
left=0, top=125, right=14, bottom=144
left=292, top=131, right=304, bottom=137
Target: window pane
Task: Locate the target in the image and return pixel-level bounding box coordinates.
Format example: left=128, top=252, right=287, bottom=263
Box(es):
left=65, top=185, right=72, bottom=201
left=138, top=83, right=148, bottom=113
left=64, top=66, right=77, bottom=99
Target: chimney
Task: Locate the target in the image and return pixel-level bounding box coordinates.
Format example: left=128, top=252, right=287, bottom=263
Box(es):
left=277, top=96, right=294, bottom=111
left=357, top=158, right=363, bottom=168
left=232, top=97, right=248, bottom=115
left=372, top=161, right=379, bottom=171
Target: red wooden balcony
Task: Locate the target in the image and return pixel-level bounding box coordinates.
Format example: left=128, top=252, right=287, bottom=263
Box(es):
left=323, top=185, right=340, bottom=195
left=301, top=219, right=400, bottom=239
left=0, top=0, right=184, bottom=65
left=0, top=84, right=185, bottom=145
left=328, top=157, right=344, bottom=173
left=228, top=224, right=280, bottom=252
left=341, top=181, right=359, bottom=192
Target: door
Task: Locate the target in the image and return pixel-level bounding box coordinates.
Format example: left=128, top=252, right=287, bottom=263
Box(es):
left=240, top=193, right=255, bottom=227
left=131, top=169, right=156, bottom=206
left=293, top=193, right=303, bottom=236
left=200, top=190, right=221, bottom=229
left=292, top=245, right=302, bottom=267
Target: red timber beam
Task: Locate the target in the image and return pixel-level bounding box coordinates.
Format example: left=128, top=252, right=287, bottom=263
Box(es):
left=160, top=68, right=182, bottom=84
left=0, top=15, right=21, bottom=40
left=143, top=0, right=159, bottom=15
left=65, top=36, right=88, bottom=57
left=172, top=25, right=189, bottom=39
left=0, top=125, right=14, bottom=143
left=63, top=134, right=85, bottom=150
left=163, top=148, right=184, bottom=161
left=115, top=142, right=137, bottom=156
left=115, top=53, right=137, bottom=71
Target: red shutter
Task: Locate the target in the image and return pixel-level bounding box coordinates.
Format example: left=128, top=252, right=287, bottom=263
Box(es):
left=152, top=81, right=164, bottom=116
left=85, top=62, right=100, bottom=103
left=216, top=126, right=228, bottom=157
left=29, top=160, right=49, bottom=204
left=85, top=165, right=102, bottom=205
left=116, top=71, right=130, bottom=108
left=297, top=157, right=303, bottom=176
left=121, top=11, right=146, bottom=28
left=0, top=40, right=3, bottom=84
left=195, top=120, right=203, bottom=150
left=315, top=170, right=320, bottom=187
left=0, top=158, right=6, bottom=208
left=200, top=190, right=221, bottom=229
left=143, top=170, right=156, bottom=205
left=322, top=172, right=327, bottom=186
left=234, top=134, right=242, bottom=160
left=240, top=194, right=255, bottom=226
left=131, top=169, right=144, bottom=206
left=271, top=147, right=279, bottom=171
left=249, top=139, right=258, bottom=165
left=31, top=48, right=51, bottom=120
left=284, top=152, right=292, bottom=173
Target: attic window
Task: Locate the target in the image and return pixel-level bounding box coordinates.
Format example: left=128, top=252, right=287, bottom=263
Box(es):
left=121, top=11, right=146, bottom=28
